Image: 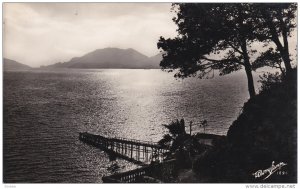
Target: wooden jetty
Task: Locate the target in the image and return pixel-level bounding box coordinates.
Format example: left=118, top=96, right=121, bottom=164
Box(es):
left=79, top=132, right=169, bottom=164
left=102, top=159, right=177, bottom=183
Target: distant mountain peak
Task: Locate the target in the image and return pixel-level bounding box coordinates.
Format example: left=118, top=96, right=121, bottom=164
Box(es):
left=46, top=48, right=161, bottom=69
left=3, top=58, right=32, bottom=71
left=125, top=48, right=136, bottom=51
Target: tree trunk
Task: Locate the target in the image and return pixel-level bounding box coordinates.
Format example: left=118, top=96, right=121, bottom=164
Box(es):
left=278, top=10, right=293, bottom=78
left=271, top=34, right=292, bottom=77
left=264, top=10, right=293, bottom=77
left=241, top=40, right=256, bottom=98
left=281, top=47, right=293, bottom=77
left=244, top=61, right=256, bottom=98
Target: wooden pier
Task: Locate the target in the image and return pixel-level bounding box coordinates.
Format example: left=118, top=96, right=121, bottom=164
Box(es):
left=102, top=159, right=177, bottom=183
left=79, top=132, right=169, bottom=164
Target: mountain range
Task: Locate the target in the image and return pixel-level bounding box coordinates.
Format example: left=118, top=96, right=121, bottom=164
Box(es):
left=46, top=48, right=162, bottom=69
left=3, top=58, right=32, bottom=71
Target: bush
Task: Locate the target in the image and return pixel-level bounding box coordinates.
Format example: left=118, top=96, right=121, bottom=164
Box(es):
left=258, top=72, right=283, bottom=92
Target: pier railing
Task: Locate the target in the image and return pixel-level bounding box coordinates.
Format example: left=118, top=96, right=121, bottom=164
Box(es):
left=79, top=132, right=169, bottom=164
left=102, top=159, right=177, bottom=183
left=102, top=166, right=150, bottom=183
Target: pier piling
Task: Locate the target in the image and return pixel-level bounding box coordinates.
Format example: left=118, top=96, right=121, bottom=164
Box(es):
left=79, top=132, right=168, bottom=164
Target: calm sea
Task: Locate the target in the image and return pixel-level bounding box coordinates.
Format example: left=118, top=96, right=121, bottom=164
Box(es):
left=3, top=69, right=260, bottom=183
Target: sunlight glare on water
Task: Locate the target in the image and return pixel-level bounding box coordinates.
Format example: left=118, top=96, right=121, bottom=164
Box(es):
left=3, top=69, right=261, bottom=182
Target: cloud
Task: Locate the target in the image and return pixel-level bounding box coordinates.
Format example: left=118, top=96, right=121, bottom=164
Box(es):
left=3, top=3, right=178, bottom=67
left=4, top=3, right=297, bottom=68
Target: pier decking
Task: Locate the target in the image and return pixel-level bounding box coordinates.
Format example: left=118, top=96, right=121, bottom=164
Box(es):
left=79, top=132, right=169, bottom=164
left=102, top=159, right=177, bottom=183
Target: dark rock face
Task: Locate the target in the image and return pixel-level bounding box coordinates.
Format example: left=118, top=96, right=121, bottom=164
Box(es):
left=227, top=69, right=297, bottom=183
left=191, top=70, right=297, bottom=183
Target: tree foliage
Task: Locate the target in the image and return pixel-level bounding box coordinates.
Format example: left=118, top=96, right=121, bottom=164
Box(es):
left=252, top=48, right=284, bottom=73
left=157, top=3, right=297, bottom=97
left=252, top=3, right=297, bottom=77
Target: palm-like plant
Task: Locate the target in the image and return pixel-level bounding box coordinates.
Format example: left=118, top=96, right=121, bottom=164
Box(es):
left=200, top=120, right=208, bottom=134
left=158, top=119, right=193, bottom=162
left=158, top=119, right=212, bottom=168
left=159, top=119, right=186, bottom=146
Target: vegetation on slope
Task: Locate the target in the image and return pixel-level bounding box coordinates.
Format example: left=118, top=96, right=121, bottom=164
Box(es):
left=191, top=69, right=297, bottom=183
left=226, top=69, right=297, bottom=182
left=162, top=69, right=297, bottom=183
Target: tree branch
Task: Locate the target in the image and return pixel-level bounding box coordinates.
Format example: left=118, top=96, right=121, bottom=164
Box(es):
left=201, top=56, right=243, bottom=65
left=225, top=41, right=243, bottom=54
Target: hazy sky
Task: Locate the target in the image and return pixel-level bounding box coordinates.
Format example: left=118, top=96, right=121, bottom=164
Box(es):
left=3, top=3, right=297, bottom=68
left=3, top=3, right=178, bottom=67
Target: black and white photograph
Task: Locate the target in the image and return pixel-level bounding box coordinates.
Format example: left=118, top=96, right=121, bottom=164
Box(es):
left=2, top=2, right=298, bottom=185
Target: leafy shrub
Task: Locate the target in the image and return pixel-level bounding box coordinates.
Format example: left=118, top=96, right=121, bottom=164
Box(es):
left=258, top=72, right=283, bottom=92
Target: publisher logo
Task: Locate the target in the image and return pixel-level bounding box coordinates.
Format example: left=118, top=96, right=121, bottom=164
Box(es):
left=252, top=161, right=287, bottom=180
